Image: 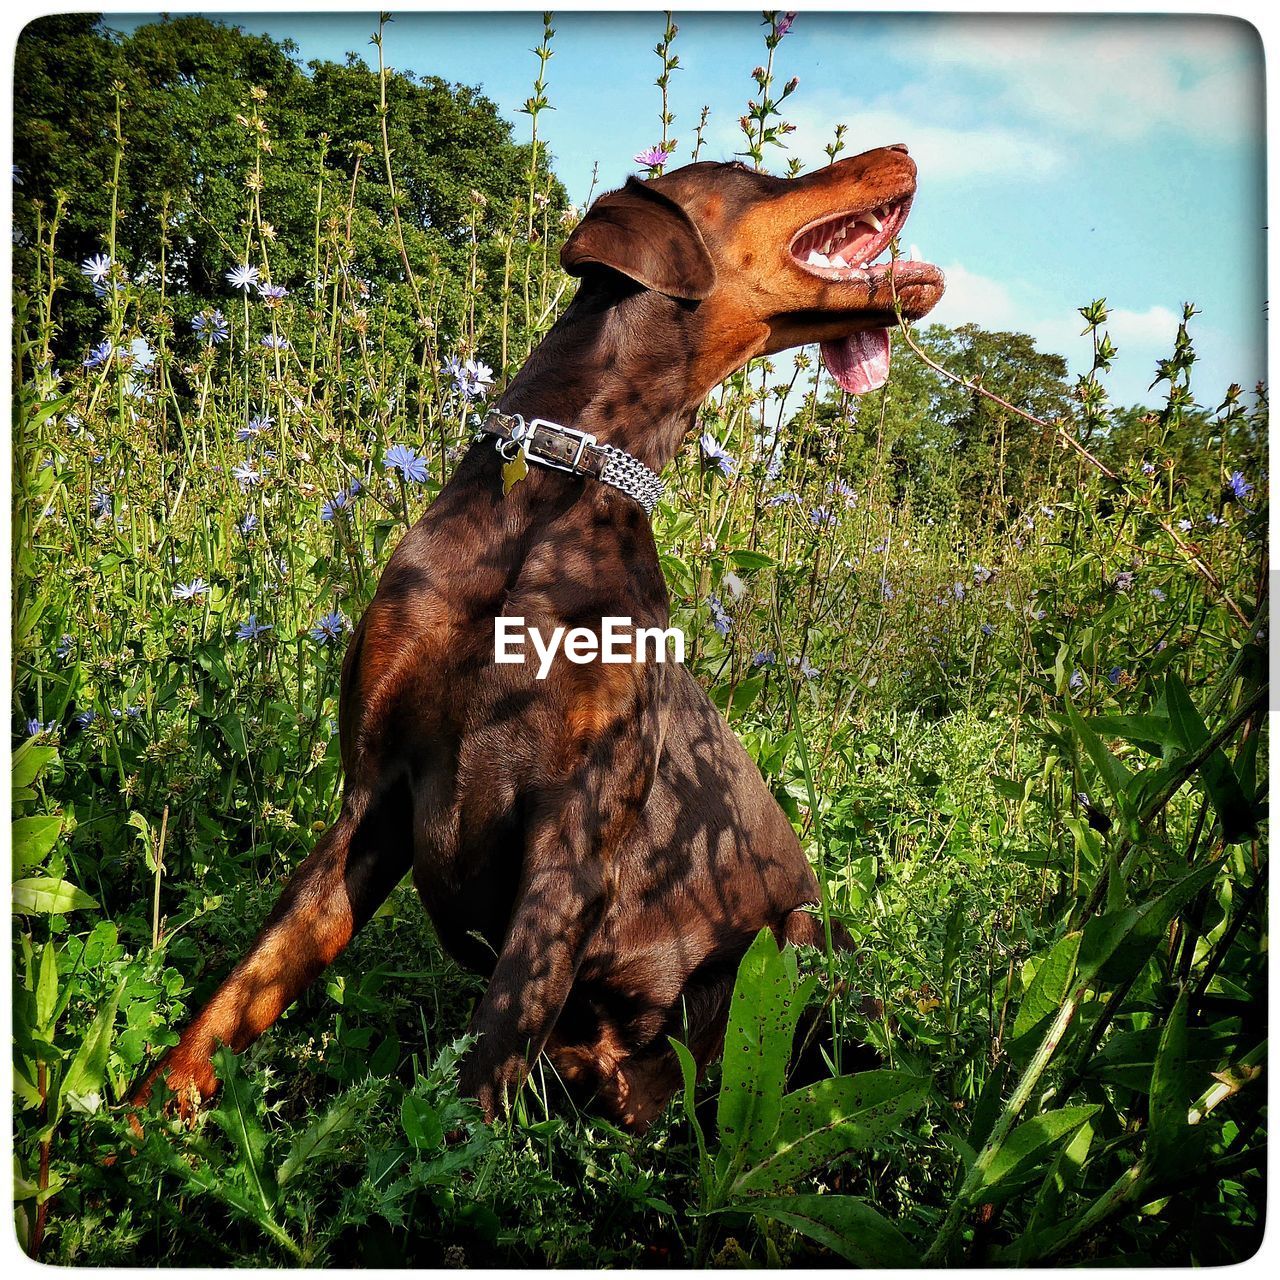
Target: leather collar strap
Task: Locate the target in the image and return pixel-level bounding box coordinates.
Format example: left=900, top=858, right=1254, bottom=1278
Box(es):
left=477, top=410, right=666, bottom=516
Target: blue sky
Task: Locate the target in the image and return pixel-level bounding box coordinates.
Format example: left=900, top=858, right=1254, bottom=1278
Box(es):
left=109, top=9, right=1266, bottom=409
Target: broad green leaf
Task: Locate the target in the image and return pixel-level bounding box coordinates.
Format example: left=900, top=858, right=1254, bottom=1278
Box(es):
left=733, top=1070, right=929, bottom=1195
left=35, top=939, right=58, bottom=1029
left=728, top=549, right=777, bottom=572
left=967, top=1061, right=1011, bottom=1151
left=735, top=1193, right=920, bottom=1267
left=710, top=675, right=766, bottom=720
left=1164, top=672, right=1257, bottom=842
left=1011, top=932, right=1081, bottom=1048
left=12, top=740, right=57, bottom=791
left=1087, top=714, right=1177, bottom=754
left=54, top=978, right=123, bottom=1125
left=716, top=929, right=818, bottom=1182
left=1088, top=1024, right=1229, bottom=1092
left=977, top=1105, right=1100, bottom=1203
left=13, top=875, right=98, bottom=915
left=1065, top=692, right=1132, bottom=813
left=1008, top=1119, right=1095, bottom=1265
left=400, top=1094, right=444, bottom=1152
left=1146, top=989, right=1208, bottom=1176
left=12, top=815, right=64, bottom=874
left=1079, top=858, right=1221, bottom=987
left=992, top=775, right=1032, bottom=803
left=1062, top=817, right=1103, bottom=876
left=669, top=1036, right=709, bottom=1177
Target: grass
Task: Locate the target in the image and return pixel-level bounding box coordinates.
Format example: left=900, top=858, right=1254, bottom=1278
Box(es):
left=12, top=11, right=1267, bottom=1267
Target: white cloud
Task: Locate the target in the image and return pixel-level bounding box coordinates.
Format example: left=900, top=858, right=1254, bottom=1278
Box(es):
left=915, top=264, right=1258, bottom=407
left=707, top=97, right=1062, bottom=186
left=923, top=261, right=1024, bottom=332
left=903, top=16, right=1261, bottom=144
left=782, top=101, right=1063, bottom=182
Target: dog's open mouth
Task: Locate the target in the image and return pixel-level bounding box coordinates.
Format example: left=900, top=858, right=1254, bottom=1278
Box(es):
left=787, top=195, right=942, bottom=395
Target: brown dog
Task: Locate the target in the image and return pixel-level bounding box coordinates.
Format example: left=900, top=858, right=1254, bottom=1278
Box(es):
left=135, top=146, right=943, bottom=1131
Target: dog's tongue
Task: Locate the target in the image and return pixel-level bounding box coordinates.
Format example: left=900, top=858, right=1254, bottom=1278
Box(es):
left=821, top=328, right=891, bottom=395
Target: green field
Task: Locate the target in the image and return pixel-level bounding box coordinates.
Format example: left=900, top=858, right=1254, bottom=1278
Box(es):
left=12, top=13, right=1267, bottom=1267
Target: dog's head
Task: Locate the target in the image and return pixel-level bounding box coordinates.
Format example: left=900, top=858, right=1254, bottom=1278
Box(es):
left=561, top=145, right=944, bottom=397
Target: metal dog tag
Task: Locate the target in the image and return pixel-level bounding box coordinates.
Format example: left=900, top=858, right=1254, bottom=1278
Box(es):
left=501, top=450, right=529, bottom=496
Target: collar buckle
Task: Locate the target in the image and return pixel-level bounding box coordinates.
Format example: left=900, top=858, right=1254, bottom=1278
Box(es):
left=523, top=418, right=597, bottom=474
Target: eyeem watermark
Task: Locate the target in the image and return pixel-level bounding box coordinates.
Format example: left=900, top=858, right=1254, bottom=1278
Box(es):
left=494, top=616, right=685, bottom=679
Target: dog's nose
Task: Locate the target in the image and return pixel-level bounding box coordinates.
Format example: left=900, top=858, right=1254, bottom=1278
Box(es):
left=887, top=143, right=910, bottom=154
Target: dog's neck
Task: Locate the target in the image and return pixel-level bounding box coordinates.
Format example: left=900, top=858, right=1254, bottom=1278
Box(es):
left=495, top=284, right=721, bottom=474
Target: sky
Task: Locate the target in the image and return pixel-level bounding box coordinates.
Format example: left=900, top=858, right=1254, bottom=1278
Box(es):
left=107, top=8, right=1267, bottom=409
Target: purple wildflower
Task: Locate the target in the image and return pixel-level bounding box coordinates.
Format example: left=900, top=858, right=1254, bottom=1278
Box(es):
left=383, top=443, right=430, bottom=483
left=699, top=433, right=737, bottom=478
left=708, top=596, right=732, bottom=637
left=1112, top=571, right=1135, bottom=592
left=173, top=578, right=209, bottom=602
left=1227, top=471, right=1253, bottom=501
left=634, top=146, right=673, bottom=168
left=238, top=414, right=273, bottom=442
left=235, top=614, right=272, bottom=642
left=310, top=610, right=348, bottom=646
left=751, top=650, right=776, bottom=667
left=82, top=340, right=114, bottom=369
left=777, top=12, right=797, bottom=37
left=193, top=309, right=230, bottom=344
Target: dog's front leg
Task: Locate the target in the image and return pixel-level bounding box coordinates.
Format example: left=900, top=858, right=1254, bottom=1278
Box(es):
left=458, top=786, right=623, bottom=1120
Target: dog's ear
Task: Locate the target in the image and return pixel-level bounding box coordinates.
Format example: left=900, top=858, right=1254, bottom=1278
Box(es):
left=560, top=177, right=716, bottom=301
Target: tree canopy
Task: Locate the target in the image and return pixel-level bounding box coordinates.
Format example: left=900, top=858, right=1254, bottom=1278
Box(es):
left=14, top=14, right=563, bottom=360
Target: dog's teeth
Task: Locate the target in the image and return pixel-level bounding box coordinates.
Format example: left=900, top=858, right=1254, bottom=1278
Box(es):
left=830, top=253, right=848, bottom=268
left=860, top=212, right=884, bottom=233
left=909, top=243, right=922, bottom=262
left=807, top=250, right=831, bottom=267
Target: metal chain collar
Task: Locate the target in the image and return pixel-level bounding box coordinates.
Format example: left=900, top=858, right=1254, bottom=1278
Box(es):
left=476, top=411, right=666, bottom=517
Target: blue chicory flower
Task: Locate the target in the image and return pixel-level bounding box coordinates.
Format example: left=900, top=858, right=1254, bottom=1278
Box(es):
left=235, top=614, right=272, bottom=642
left=310, top=611, right=348, bottom=645
left=383, top=443, right=430, bottom=483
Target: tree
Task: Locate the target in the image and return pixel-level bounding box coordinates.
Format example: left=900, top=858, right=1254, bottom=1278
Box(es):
left=791, top=322, right=1076, bottom=522
left=13, top=14, right=564, bottom=364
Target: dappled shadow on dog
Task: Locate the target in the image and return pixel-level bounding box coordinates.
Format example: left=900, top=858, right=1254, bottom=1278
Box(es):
left=131, top=147, right=943, bottom=1134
